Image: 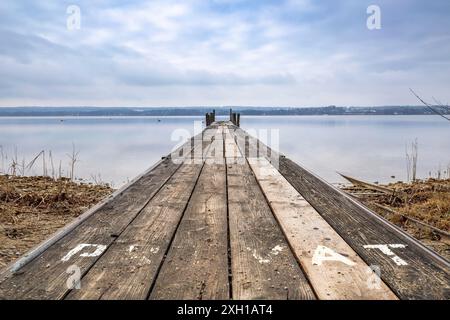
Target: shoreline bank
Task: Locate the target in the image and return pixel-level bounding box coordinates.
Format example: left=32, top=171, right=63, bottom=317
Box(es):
left=0, top=174, right=113, bottom=268
left=342, top=178, right=450, bottom=259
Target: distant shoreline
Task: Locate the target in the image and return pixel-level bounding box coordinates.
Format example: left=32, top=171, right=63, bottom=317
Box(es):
left=0, top=106, right=449, bottom=117
left=0, top=114, right=448, bottom=118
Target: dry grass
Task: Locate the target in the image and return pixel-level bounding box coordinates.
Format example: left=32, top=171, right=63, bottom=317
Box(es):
left=386, top=179, right=450, bottom=231
left=343, top=178, right=450, bottom=259
left=0, top=174, right=113, bottom=268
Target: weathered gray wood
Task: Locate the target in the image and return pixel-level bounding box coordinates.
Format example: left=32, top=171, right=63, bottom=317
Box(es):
left=64, top=129, right=219, bottom=300
left=231, top=125, right=450, bottom=300
left=0, top=131, right=207, bottom=282
left=149, top=163, right=229, bottom=300
left=248, top=157, right=397, bottom=300
left=0, top=158, right=180, bottom=300
left=223, top=128, right=245, bottom=166
left=0, top=128, right=216, bottom=300
left=226, top=159, right=316, bottom=299
left=204, top=127, right=224, bottom=165
left=279, top=158, right=450, bottom=300
left=65, top=164, right=203, bottom=300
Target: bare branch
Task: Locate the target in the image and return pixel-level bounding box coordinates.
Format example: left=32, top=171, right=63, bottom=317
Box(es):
left=409, top=88, right=450, bottom=122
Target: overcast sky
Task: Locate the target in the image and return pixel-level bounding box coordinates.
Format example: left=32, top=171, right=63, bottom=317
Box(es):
left=1, top=0, right=449, bottom=107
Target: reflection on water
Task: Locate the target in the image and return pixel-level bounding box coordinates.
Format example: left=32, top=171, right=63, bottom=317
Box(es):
left=0, top=117, right=203, bottom=187
left=0, top=115, right=448, bottom=187
left=241, top=115, right=450, bottom=184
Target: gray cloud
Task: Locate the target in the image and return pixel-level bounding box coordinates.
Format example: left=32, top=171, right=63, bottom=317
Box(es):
left=0, top=0, right=449, bottom=106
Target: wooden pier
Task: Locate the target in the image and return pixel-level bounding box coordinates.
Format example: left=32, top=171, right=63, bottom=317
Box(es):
left=0, top=119, right=449, bottom=300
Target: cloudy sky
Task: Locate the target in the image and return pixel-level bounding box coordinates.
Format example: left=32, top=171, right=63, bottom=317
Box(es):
left=1, top=0, right=449, bottom=107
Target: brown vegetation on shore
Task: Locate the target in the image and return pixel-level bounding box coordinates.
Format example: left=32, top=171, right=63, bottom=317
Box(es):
left=343, top=178, right=450, bottom=260
left=0, top=175, right=113, bottom=268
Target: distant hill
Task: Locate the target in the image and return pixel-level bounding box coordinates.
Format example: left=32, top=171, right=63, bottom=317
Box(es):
left=0, top=106, right=449, bottom=117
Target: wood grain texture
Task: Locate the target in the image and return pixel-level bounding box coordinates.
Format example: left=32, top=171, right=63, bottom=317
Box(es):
left=0, top=128, right=216, bottom=300
left=64, top=129, right=219, bottom=300
left=248, top=158, right=397, bottom=300
left=149, top=163, right=229, bottom=300
left=0, top=158, right=180, bottom=300
left=223, top=128, right=244, bottom=163
left=65, top=164, right=203, bottom=300
left=231, top=126, right=450, bottom=300
left=278, top=158, right=450, bottom=300
left=203, top=126, right=224, bottom=165
left=226, top=160, right=316, bottom=300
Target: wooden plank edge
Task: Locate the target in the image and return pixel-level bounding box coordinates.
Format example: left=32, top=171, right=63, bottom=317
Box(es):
left=282, top=159, right=450, bottom=267
left=247, top=157, right=398, bottom=300
left=229, top=126, right=449, bottom=267
left=0, top=131, right=208, bottom=281
left=0, top=158, right=167, bottom=281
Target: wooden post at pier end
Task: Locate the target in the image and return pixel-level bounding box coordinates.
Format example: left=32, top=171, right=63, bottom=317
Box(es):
left=205, top=110, right=216, bottom=126
left=229, top=108, right=241, bottom=127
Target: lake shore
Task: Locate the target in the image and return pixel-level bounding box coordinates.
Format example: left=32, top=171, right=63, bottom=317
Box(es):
left=0, top=174, right=113, bottom=268
left=342, top=178, right=450, bottom=260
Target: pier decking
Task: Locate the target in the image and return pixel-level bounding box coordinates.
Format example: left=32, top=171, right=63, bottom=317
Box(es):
left=0, top=121, right=449, bottom=300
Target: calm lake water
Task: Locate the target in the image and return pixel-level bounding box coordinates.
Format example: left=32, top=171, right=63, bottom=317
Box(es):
left=0, top=115, right=449, bottom=187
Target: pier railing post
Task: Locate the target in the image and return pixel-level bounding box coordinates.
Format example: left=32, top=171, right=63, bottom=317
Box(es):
left=206, top=111, right=216, bottom=127
left=228, top=108, right=240, bottom=127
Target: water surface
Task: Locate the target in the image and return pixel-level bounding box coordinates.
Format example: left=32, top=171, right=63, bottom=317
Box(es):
left=0, top=115, right=448, bottom=187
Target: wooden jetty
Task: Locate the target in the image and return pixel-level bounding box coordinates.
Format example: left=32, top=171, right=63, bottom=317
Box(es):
left=0, top=114, right=449, bottom=300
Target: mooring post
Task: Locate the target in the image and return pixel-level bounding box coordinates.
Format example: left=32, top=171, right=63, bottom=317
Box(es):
left=206, top=111, right=216, bottom=126
left=228, top=108, right=240, bottom=126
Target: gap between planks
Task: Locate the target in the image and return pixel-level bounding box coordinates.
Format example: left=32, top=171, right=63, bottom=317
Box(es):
left=225, top=158, right=316, bottom=299
left=0, top=127, right=219, bottom=300
left=247, top=157, right=397, bottom=300
left=149, top=125, right=229, bottom=300
left=230, top=126, right=450, bottom=300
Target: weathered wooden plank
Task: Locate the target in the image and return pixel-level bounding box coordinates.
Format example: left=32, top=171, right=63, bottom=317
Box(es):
left=278, top=158, right=450, bottom=300
left=184, top=127, right=219, bottom=164
left=149, top=163, right=229, bottom=300
left=226, top=159, right=316, bottom=299
left=64, top=129, right=219, bottom=300
left=0, top=131, right=206, bottom=284
left=223, top=128, right=245, bottom=164
left=248, top=157, right=398, bottom=300
left=230, top=126, right=278, bottom=166
left=231, top=125, right=450, bottom=300
left=175, top=127, right=217, bottom=164
left=65, top=164, right=203, bottom=300
left=0, top=157, right=182, bottom=300
left=0, top=128, right=218, bottom=300
left=204, top=127, right=225, bottom=164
